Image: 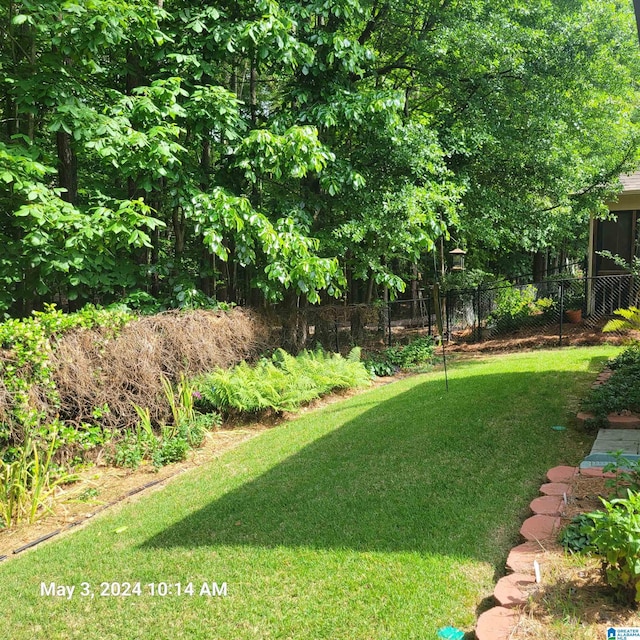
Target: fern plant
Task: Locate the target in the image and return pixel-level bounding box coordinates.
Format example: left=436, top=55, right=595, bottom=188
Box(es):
left=194, top=347, right=370, bottom=415
left=603, top=307, right=640, bottom=334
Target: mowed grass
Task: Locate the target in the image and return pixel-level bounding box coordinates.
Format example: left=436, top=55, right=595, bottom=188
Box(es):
left=0, top=346, right=618, bottom=639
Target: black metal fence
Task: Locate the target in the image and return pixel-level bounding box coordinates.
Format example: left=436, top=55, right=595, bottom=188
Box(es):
left=296, top=274, right=639, bottom=352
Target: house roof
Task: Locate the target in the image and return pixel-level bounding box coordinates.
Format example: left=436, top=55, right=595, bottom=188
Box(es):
left=620, top=171, right=640, bottom=194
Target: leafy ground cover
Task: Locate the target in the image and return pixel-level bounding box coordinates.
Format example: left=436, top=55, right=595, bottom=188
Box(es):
left=0, top=346, right=618, bottom=639
left=581, top=342, right=640, bottom=425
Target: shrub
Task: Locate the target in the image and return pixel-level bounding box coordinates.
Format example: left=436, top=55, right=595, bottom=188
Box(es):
left=109, top=407, right=157, bottom=470
left=580, top=490, right=640, bottom=604
left=608, top=342, right=640, bottom=370
left=364, top=357, right=396, bottom=377
left=393, top=336, right=436, bottom=368
left=364, top=336, right=436, bottom=376
left=190, top=411, right=222, bottom=436
left=487, top=284, right=555, bottom=330
left=603, top=451, right=640, bottom=497
left=152, top=428, right=190, bottom=468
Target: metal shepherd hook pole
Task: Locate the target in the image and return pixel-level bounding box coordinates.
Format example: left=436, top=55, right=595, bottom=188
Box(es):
left=432, top=284, right=448, bottom=392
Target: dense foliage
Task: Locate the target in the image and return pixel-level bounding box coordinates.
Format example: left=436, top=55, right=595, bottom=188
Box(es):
left=486, top=283, right=555, bottom=330
left=194, top=347, right=371, bottom=414
left=581, top=342, right=640, bottom=424
left=578, top=490, right=640, bottom=605
left=364, top=336, right=436, bottom=376
left=1, top=1, right=639, bottom=318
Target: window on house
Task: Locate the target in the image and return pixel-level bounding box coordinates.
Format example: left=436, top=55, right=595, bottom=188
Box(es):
left=596, top=211, right=635, bottom=273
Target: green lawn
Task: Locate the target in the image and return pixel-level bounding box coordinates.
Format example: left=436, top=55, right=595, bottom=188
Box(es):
left=0, top=346, right=618, bottom=639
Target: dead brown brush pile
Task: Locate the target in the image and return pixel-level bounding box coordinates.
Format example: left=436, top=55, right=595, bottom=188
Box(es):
left=52, top=308, right=268, bottom=430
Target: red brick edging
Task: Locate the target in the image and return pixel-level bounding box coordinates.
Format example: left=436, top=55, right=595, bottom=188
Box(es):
left=474, top=465, right=585, bottom=640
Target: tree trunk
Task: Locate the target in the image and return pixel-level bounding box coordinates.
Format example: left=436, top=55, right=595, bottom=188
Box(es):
left=532, top=251, right=547, bottom=283
left=410, top=263, right=419, bottom=317
left=150, top=227, right=160, bottom=297
left=172, top=207, right=186, bottom=258
left=350, top=306, right=365, bottom=346
left=281, top=290, right=308, bottom=353
left=366, top=275, right=375, bottom=303
left=250, top=59, right=258, bottom=126
left=56, top=130, right=78, bottom=204
left=201, top=138, right=211, bottom=186
left=4, top=93, right=17, bottom=141
left=126, top=50, right=145, bottom=95
left=314, top=310, right=334, bottom=351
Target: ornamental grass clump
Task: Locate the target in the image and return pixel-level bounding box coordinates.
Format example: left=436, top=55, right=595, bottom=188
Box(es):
left=0, top=420, right=72, bottom=528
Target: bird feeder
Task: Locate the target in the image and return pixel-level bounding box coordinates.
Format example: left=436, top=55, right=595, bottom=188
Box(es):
left=449, top=247, right=467, bottom=272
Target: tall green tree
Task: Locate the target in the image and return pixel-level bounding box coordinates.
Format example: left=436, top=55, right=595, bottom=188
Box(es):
left=1, top=0, right=640, bottom=321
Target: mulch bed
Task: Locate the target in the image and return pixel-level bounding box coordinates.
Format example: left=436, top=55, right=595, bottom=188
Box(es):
left=447, top=320, right=627, bottom=354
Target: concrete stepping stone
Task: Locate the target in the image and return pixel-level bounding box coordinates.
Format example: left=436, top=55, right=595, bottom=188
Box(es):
left=539, top=482, right=571, bottom=496
left=506, top=541, right=546, bottom=574
left=520, top=514, right=560, bottom=541
left=546, top=466, right=576, bottom=483
left=475, top=606, right=520, bottom=640
left=493, top=573, right=535, bottom=608
left=529, top=495, right=563, bottom=516
left=592, top=428, right=640, bottom=449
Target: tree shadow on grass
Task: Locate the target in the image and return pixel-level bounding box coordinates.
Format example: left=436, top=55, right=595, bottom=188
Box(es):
left=141, top=367, right=596, bottom=564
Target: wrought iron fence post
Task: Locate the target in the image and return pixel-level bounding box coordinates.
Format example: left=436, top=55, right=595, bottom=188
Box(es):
left=445, top=290, right=451, bottom=341
left=427, top=291, right=432, bottom=336
left=387, top=302, right=392, bottom=347
left=476, top=286, right=482, bottom=342
left=558, top=280, right=564, bottom=347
